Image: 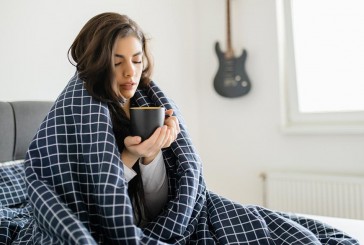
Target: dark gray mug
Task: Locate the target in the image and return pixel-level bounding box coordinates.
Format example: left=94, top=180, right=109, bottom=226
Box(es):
left=130, top=107, right=165, bottom=141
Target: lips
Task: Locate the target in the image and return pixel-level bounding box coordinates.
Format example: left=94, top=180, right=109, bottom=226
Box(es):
left=120, top=82, right=136, bottom=90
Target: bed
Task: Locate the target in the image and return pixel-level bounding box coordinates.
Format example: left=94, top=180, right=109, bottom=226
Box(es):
left=301, top=214, right=364, bottom=244
left=0, top=101, right=53, bottom=244
left=0, top=100, right=362, bottom=244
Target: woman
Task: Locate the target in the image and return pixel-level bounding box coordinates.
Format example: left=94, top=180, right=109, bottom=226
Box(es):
left=69, top=12, right=179, bottom=226
left=24, top=12, right=358, bottom=244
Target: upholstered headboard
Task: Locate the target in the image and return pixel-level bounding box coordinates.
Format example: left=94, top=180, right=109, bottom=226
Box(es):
left=0, top=101, right=53, bottom=162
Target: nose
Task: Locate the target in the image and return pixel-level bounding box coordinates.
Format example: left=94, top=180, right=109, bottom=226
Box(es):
left=123, top=61, right=136, bottom=78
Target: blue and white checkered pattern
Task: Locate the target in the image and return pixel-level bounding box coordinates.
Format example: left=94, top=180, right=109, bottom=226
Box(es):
left=0, top=160, right=33, bottom=245
left=14, top=74, right=359, bottom=244
left=0, top=160, right=27, bottom=207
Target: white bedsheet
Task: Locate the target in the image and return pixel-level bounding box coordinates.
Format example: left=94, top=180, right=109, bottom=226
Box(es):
left=302, top=214, right=364, bottom=244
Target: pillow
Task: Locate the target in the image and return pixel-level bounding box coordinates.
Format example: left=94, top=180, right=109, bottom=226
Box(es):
left=0, top=160, right=27, bottom=207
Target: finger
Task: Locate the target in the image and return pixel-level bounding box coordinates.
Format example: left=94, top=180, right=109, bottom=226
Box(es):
left=134, top=128, right=161, bottom=157
left=124, top=136, right=142, bottom=147
left=172, top=116, right=180, bottom=134
left=162, top=127, right=170, bottom=147
left=170, top=127, right=176, bottom=144
left=158, top=125, right=170, bottom=147
left=167, top=116, right=180, bottom=137
left=164, top=117, right=174, bottom=128
left=142, top=127, right=162, bottom=147
left=141, top=126, right=165, bottom=151
left=163, top=117, right=177, bottom=142
left=162, top=128, right=173, bottom=148
left=145, top=127, right=169, bottom=156
left=165, top=109, right=173, bottom=118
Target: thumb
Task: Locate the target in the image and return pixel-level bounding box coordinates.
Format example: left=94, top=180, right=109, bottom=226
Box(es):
left=124, top=135, right=142, bottom=147
left=165, top=108, right=174, bottom=117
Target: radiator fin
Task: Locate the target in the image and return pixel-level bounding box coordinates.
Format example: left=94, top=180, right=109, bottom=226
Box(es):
left=263, top=172, right=364, bottom=220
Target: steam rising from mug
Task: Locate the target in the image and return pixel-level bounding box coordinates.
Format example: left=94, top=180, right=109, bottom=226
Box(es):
left=130, top=107, right=165, bottom=141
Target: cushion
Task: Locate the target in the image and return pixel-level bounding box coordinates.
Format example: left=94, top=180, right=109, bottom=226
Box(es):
left=0, top=102, right=15, bottom=162
left=11, top=101, right=53, bottom=160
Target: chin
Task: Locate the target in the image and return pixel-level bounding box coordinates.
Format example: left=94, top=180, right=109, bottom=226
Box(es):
left=121, top=92, right=135, bottom=100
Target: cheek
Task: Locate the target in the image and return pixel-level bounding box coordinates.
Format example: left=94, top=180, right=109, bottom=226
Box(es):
left=136, top=66, right=143, bottom=77
left=113, top=67, right=122, bottom=78
left=111, top=69, right=118, bottom=80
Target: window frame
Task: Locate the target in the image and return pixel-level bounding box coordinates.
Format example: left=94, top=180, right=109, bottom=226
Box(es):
left=276, top=0, right=364, bottom=134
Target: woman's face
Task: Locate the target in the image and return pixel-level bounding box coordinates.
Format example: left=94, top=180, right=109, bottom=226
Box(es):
left=112, top=35, right=143, bottom=101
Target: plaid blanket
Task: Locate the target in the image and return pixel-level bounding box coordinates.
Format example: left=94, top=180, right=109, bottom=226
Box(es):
left=6, top=74, right=356, bottom=244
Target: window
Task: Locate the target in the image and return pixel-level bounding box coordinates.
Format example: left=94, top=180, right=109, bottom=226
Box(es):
left=276, top=0, right=364, bottom=134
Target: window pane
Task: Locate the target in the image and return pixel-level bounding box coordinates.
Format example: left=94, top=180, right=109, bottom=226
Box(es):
left=291, top=0, right=364, bottom=113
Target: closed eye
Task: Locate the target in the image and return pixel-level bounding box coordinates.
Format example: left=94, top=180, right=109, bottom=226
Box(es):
left=115, top=52, right=143, bottom=65
left=114, top=61, right=141, bottom=66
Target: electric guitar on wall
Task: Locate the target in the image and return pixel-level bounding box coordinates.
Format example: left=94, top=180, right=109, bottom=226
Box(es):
left=214, top=0, right=251, bottom=98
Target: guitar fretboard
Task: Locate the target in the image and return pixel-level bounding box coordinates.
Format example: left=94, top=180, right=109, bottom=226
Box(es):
left=226, top=0, right=233, bottom=58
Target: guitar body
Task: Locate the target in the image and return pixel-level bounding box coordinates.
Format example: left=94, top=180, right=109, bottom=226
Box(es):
left=214, top=42, right=251, bottom=98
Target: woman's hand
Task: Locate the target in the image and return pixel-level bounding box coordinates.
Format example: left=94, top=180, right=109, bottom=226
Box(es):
left=122, top=108, right=180, bottom=167
left=163, top=109, right=180, bottom=148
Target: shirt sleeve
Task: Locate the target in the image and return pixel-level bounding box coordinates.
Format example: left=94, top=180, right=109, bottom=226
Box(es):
left=123, top=164, right=137, bottom=182
left=139, top=151, right=168, bottom=218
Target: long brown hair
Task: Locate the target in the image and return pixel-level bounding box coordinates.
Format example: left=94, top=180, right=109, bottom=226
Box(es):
left=68, top=12, right=153, bottom=101
left=68, top=12, right=154, bottom=225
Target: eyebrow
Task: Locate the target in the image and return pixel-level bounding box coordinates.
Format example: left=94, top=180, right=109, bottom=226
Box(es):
left=114, top=51, right=143, bottom=58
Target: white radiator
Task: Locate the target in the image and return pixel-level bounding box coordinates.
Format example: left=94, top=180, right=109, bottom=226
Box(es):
left=262, top=172, right=364, bottom=220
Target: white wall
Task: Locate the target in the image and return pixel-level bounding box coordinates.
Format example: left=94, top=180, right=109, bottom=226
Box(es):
left=1, top=0, right=364, bottom=206
left=195, top=0, right=364, bottom=205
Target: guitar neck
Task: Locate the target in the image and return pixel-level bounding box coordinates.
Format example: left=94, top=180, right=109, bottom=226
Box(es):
left=226, top=0, right=234, bottom=58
